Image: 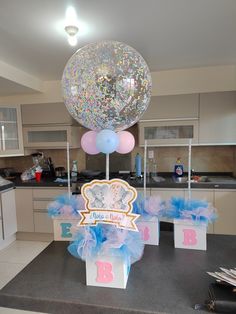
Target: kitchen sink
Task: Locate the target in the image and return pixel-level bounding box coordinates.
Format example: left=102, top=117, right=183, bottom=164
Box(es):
left=173, top=175, right=236, bottom=184
left=208, top=176, right=236, bottom=183
left=173, top=177, right=188, bottom=183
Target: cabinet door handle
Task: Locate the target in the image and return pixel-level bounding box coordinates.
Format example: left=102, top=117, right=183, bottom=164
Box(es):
left=1, top=125, right=5, bottom=151
left=0, top=125, right=2, bottom=150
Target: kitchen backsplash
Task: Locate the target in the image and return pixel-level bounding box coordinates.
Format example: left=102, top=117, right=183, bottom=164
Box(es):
left=86, top=152, right=131, bottom=172
left=131, top=145, right=236, bottom=174
left=1, top=149, right=86, bottom=173
left=1, top=145, right=236, bottom=175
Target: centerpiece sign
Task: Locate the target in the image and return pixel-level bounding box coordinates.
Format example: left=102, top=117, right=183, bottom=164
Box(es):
left=79, top=179, right=139, bottom=231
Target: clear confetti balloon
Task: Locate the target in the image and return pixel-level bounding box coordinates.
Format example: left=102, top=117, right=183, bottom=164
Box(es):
left=62, top=40, right=152, bottom=131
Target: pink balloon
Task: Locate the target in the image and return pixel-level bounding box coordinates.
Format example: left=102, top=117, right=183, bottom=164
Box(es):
left=116, top=131, right=135, bottom=154
left=81, top=131, right=99, bottom=155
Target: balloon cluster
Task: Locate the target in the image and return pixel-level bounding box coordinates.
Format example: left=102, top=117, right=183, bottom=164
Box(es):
left=62, top=40, right=152, bottom=156
left=81, top=130, right=135, bottom=155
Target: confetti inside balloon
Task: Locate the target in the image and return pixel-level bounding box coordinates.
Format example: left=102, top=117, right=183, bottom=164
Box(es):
left=62, top=41, right=152, bottom=131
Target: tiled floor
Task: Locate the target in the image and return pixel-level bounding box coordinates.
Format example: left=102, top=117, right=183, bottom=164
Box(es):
left=0, top=240, right=50, bottom=314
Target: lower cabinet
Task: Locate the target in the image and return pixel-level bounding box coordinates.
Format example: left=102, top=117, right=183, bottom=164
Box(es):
left=151, top=188, right=184, bottom=200
left=15, top=187, right=236, bottom=235
left=0, top=220, right=3, bottom=241
left=15, top=188, right=34, bottom=232
left=0, top=188, right=17, bottom=246
left=214, top=190, right=236, bottom=235
left=1, top=189, right=17, bottom=239
left=34, top=212, right=53, bottom=233
left=16, top=187, right=67, bottom=234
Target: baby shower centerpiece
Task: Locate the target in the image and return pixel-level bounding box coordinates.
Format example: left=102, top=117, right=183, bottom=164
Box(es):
left=52, top=40, right=152, bottom=288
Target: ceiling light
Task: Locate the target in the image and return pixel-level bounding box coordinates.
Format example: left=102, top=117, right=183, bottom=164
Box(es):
left=65, top=25, right=79, bottom=46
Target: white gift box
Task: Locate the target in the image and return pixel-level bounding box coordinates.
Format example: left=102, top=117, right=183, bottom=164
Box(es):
left=137, top=217, right=159, bottom=245
left=86, top=254, right=130, bottom=289
left=53, top=217, right=80, bottom=241
left=174, top=219, right=207, bottom=251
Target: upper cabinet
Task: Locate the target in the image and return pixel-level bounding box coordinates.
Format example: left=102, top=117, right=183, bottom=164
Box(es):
left=199, top=92, right=236, bottom=144
left=140, top=94, right=199, bottom=121
left=23, top=125, right=81, bottom=149
left=0, top=105, right=24, bottom=156
left=21, top=102, right=82, bottom=149
left=21, top=102, right=77, bottom=126
left=139, top=120, right=199, bottom=146
left=139, top=94, right=199, bottom=146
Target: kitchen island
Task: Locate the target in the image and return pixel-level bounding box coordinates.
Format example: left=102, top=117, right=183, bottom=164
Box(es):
left=0, top=231, right=235, bottom=313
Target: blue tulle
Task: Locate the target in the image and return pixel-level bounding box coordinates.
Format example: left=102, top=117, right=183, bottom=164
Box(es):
left=165, top=196, right=217, bottom=224
left=67, top=224, right=144, bottom=267
left=132, top=193, right=165, bottom=220
left=47, top=193, right=84, bottom=217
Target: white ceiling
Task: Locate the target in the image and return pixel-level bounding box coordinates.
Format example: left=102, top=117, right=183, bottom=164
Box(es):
left=0, top=0, right=236, bottom=94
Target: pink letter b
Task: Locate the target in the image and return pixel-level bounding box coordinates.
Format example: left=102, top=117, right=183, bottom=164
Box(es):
left=182, top=228, right=197, bottom=246
left=96, top=261, right=114, bottom=283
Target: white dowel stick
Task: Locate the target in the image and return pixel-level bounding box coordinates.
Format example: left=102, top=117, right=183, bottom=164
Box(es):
left=144, top=140, right=147, bottom=200
left=106, top=154, right=109, bottom=180
left=67, top=142, right=71, bottom=198
left=188, top=139, right=192, bottom=201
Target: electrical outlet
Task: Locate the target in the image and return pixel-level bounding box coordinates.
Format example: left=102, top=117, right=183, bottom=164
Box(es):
left=148, top=150, right=154, bottom=159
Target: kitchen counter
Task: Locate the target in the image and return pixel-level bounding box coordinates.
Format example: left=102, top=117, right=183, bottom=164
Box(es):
left=0, top=177, right=14, bottom=192
left=0, top=182, right=14, bottom=192
left=10, top=173, right=236, bottom=189
left=0, top=231, right=235, bottom=314
left=12, top=176, right=69, bottom=188
left=128, top=176, right=236, bottom=189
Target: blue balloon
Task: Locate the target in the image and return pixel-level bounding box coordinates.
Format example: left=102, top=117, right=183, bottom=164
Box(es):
left=96, top=129, right=119, bottom=154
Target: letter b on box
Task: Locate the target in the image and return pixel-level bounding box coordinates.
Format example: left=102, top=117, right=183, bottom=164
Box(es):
left=174, top=219, right=207, bottom=251
left=86, top=255, right=129, bottom=289
left=137, top=218, right=159, bottom=245
left=96, top=261, right=114, bottom=283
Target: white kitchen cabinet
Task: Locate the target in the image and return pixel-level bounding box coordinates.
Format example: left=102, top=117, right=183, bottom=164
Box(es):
left=184, top=189, right=214, bottom=234
left=0, top=219, right=3, bottom=241
left=15, top=188, right=34, bottom=232
left=0, top=105, right=24, bottom=156
left=139, top=119, right=199, bottom=146
left=139, top=94, right=199, bottom=147
left=1, top=189, right=17, bottom=239
left=140, top=94, right=199, bottom=120
left=214, top=190, right=236, bottom=235
left=151, top=188, right=184, bottom=200
left=136, top=188, right=151, bottom=196
left=199, top=91, right=236, bottom=144
left=32, top=188, right=67, bottom=234
left=21, top=102, right=77, bottom=126
left=15, top=187, right=67, bottom=234
left=34, top=212, right=53, bottom=233
left=23, top=125, right=81, bottom=149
